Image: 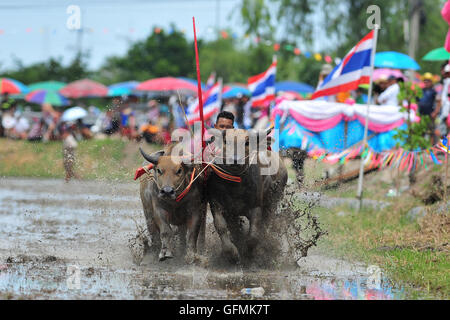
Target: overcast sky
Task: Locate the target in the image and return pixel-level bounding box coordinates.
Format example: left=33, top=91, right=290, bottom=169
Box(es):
left=0, top=0, right=329, bottom=71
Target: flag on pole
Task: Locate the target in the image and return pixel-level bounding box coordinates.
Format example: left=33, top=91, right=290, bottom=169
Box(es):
left=312, top=31, right=375, bottom=100
left=206, top=72, right=216, bottom=90
left=248, top=60, right=277, bottom=107
left=187, top=82, right=222, bottom=124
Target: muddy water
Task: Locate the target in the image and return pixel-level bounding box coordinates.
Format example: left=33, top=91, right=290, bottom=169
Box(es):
left=0, top=177, right=425, bottom=300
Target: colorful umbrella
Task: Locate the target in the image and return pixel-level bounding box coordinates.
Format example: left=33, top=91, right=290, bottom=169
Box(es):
left=375, top=52, right=420, bottom=70
left=422, top=47, right=450, bottom=61
left=373, top=69, right=405, bottom=82
left=177, top=77, right=205, bottom=90
left=60, top=79, right=108, bottom=98
left=61, top=106, right=88, bottom=122
left=28, top=81, right=66, bottom=92
left=26, top=90, right=70, bottom=106
left=107, top=81, right=140, bottom=97
left=0, top=78, right=29, bottom=94
left=222, top=86, right=251, bottom=98
left=275, top=81, right=315, bottom=94
left=136, top=77, right=198, bottom=92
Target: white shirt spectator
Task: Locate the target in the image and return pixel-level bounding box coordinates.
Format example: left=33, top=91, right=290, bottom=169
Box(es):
left=378, top=83, right=400, bottom=106
left=440, top=78, right=450, bottom=120
left=14, top=117, right=30, bottom=133
left=1, top=113, right=16, bottom=129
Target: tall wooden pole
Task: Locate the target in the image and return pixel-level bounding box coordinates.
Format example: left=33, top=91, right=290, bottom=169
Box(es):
left=357, top=26, right=379, bottom=211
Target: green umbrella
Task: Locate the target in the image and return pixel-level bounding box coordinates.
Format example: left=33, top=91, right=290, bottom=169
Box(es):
left=28, top=81, right=66, bottom=92
left=422, top=47, right=450, bottom=61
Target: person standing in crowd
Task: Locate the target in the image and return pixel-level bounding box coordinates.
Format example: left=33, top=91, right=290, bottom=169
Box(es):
left=417, top=73, right=438, bottom=144
left=61, top=123, right=79, bottom=182
left=1, top=102, right=17, bottom=138
left=242, top=95, right=253, bottom=129
left=419, top=73, right=437, bottom=117
left=119, top=95, right=137, bottom=140
left=376, top=76, right=400, bottom=106
left=316, top=64, right=336, bottom=102
left=435, top=64, right=450, bottom=138
left=235, top=93, right=245, bottom=129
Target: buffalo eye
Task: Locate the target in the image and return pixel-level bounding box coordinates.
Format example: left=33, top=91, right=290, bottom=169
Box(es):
left=176, top=168, right=182, bottom=175
left=156, top=168, right=163, bottom=175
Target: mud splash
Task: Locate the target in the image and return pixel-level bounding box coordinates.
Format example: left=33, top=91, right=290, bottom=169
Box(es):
left=0, top=177, right=431, bottom=300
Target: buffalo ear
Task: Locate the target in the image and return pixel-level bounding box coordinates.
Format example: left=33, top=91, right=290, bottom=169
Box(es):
left=139, top=148, right=164, bottom=165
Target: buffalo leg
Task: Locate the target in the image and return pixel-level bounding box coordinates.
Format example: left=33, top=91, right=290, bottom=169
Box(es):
left=197, top=205, right=207, bottom=254
left=210, top=202, right=240, bottom=264
left=247, top=207, right=263, bottom=252
left=184, top=211, right=202, bottom=264
left=154, top=210, right=174, bottom=261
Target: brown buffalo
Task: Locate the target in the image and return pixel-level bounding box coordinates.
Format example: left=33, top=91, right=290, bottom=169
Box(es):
left=206, top=129, right=288, bottom=263
left=139, top=140, right=211, bottom=263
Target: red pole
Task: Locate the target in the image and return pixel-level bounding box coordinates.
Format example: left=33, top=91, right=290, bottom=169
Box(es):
left=192, top=17, right=206, bottom=161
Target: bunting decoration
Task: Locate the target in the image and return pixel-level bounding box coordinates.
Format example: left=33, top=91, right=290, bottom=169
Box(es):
left=307, top=140, right=448, bottom=172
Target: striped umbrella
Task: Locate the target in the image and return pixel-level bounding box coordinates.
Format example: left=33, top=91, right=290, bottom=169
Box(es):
left=26, top=90, right=70, bottom=106
left=107, top=81, right=140, bottom=97
left=60, top=79, right=108, bottom=98
left=29, top=81, right=66, bottom=92
left=0, top=78, right=29, bottom=94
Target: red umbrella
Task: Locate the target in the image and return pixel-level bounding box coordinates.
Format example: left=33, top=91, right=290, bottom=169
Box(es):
left=136, top=77, right=197, bottom=92
left=60, top=79, right=108, bottom=98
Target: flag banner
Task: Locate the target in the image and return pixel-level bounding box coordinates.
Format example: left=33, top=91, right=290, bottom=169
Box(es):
left=248, top=61, right=277, bottom=107
left=312, top=31, right=374, bottom=100
left=187, top=82, right=222, bottom=125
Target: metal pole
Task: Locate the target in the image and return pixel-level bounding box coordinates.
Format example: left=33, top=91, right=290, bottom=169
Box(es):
left=357, top=26, right=379, bottom=211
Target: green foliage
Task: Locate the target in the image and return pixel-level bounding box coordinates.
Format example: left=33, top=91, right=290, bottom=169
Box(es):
left=0, top=53, right=90, bottom=84
left=271, top=0, right=447, bottom=74
left=393, top=82, right=432, bottom=151
left=97, top=27, right=195, bottom=84
left=240, top=0, right=274, bottom=38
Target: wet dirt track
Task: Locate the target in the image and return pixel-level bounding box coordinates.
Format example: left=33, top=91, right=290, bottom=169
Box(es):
left=0, top=177, right=421, bottom=300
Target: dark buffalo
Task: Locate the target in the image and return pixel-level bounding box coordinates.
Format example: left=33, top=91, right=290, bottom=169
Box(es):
left=139, top=140, right=211, bottom=263
left=206, top=129, right=288, bottom=263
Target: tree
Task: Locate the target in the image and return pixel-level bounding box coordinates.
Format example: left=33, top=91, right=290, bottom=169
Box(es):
left=0, top=53, right=90, bottom=84
left=271, top=0, right=448, bottom=73
left=239, top=0, right=274, bottom=38
left=98, top=27, right=195, bottom=83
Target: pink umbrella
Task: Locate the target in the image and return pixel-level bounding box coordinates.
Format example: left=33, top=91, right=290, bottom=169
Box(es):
left=136, top=77, right=198, bottom=92
left=60, top=79, right=108, bottom=98
left=373, top=69, right=405, bottom=82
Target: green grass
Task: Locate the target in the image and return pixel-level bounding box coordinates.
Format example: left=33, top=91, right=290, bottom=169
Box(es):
left=316, top=202, right=449, bottom=299
left=0, top=138, right=160, bottom=181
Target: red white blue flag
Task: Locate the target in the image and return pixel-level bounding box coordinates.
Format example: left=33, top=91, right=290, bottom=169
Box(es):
left=248, top=61, right=277, bottom=107
left=187, top=82, right=222, bottom=125
left=312, top=31, right=375, bottom=100
left=206, top=72, right=216, bottom=90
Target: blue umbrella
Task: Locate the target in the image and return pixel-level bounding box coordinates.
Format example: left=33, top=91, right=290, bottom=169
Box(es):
left=222, top=86, right=251, bottom=99
left=275, top=81, right=315, bottom=94
left=375, top=51, right=421, bottom=70
left=107, top=81, right=140, bottom=97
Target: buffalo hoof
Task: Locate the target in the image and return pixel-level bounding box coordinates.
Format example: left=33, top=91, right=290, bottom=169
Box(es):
left=224, top=246, right=241, bottom=265
left=159, top=249, right=174, bottom=261
left=247, top=236, right=259, bottom=252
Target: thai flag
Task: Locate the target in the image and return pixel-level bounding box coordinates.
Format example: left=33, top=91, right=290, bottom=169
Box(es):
left=248, top=60, right=277, bottom=107
left=312, top=31, right=374, bottom=100
left=206, top=72, right=216, bottom=90
left=187, top=82, right=222, bottom=125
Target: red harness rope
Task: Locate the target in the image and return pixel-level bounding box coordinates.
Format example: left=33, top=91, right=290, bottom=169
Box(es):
left=210, top=164, right=242, bottom=183
left=175, top=168, right=197, bottom=202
